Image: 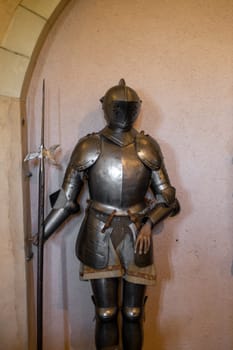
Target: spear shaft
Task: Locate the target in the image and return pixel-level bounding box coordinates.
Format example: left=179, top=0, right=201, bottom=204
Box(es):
left=24, top=80, right=60, bottom=349
left=37, top=79, right=45, bottom=350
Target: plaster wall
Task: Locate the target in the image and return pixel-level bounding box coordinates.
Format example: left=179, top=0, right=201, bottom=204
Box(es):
left=0, top=1, right=69, bottom=349
left=26, top=1, right=233, bottom=350
left=0, top=96, right=27, bottom=349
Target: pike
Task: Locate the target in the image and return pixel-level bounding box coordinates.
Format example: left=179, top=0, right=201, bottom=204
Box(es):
left=24, top=80, right=60, bottom=350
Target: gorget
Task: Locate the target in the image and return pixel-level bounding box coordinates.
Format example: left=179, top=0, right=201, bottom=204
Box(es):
left=100, top=126, right=138, bottom=147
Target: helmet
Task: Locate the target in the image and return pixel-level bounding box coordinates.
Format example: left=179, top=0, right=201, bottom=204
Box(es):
left=100, top=79, right=141, bottom=130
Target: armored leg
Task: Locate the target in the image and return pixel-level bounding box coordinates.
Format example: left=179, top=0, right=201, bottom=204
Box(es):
left=91, top=278, right=119, bottom=350
left=122, top=280, right=146, bottom=350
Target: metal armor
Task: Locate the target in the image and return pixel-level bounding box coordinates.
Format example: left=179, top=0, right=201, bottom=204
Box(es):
left=43, top=130, right=178, bottom=244
left=42, top=79, right=180, bottom=350
left=101, top=78, right=141, bottom=130
left=74, top=127, right=178, bottom=270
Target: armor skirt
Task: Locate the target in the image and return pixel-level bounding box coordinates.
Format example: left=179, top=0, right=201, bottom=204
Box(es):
left=78, top=209, right=156, bottom=285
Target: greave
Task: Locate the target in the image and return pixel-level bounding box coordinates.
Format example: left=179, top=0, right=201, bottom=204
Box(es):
left=122, top=280, right=146, bottom=350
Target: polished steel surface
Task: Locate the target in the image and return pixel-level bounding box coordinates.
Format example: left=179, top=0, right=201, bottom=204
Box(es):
left=76, top=208, right=112, bottom=269
left=96, top=307, right=118, bottom=321
left=148, top=203, right=174, bottom=225
left=70, top=133, right=101, bottom=171
left=42, top=80, right=180, bottom=350
left=44, top=208, right=72, bottom=240
left=88, top=135, right=151, bottom=209
left=62, top=166, right=84, bottom=201
left=91, top=278, right=119, bottom=349
left=43, top=166, right=83, bottom=241
left=122, top=280, right=145, bottom=350
left=150, top=163, right=171, bottom=192
left=122, top=307, right=142, bottom=320
left=148, top=162, right=178, bottom=225
left=90, top=200, right=146, bottom=216
left=136, top=132, right=162, bottom=170
left=101, top=126, right=137, bottom=147
left=101, top=79, right=141, bottom=130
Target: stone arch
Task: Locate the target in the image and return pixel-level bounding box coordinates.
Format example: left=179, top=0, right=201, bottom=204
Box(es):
left=0, top=0, right=71, bottom=98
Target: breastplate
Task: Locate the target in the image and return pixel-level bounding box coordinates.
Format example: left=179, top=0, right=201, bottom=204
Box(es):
left=88, top=137, right=151, bottom=209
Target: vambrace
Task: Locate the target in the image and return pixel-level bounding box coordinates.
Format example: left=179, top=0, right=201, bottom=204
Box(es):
left=147, top=199, right=180, bottom=226
left=44, top=166, right=83, bottom=241
left=147, top=163, right=180, bottom=226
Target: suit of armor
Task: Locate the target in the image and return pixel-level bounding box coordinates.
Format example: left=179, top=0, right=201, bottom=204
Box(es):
left=43, top=80, right=180, bottom=350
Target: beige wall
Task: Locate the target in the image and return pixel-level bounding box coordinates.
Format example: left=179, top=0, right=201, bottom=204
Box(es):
left=0, top=0, right=232, bottom=350
left=0, top=1, right=69, bottom=349
left=26, top=1, right=233, bottom=350
left=0, top=95, right=27, bottom=349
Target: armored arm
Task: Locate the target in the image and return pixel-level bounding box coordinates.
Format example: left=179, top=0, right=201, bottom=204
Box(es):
left=43, top=165, right=83, bottom=241
left=43, top=133, right=101, bottom=241
left=148, top=163, right=180, bottom=226
left=136, top=132, right=180, bottom=228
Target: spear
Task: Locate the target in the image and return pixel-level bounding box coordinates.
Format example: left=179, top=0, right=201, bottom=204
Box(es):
left=24, top=80, right=60, bottom=350
left=36, top=78, right=46, bottom=350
